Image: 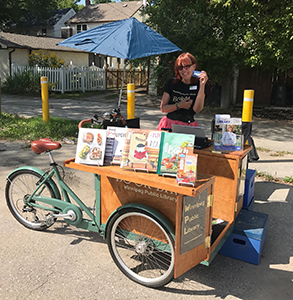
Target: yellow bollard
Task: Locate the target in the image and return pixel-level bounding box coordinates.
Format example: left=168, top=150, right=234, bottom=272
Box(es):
left=242, top=89, right=254, bottom=122
left=241, top=89, right=259, bottom=162
left=127, top=83, right=135, bottom=119
left=41, top=76, right=49, bottom=122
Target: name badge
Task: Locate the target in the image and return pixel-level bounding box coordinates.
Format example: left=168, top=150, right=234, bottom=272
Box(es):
left=190, top=85, right=197, bottom=90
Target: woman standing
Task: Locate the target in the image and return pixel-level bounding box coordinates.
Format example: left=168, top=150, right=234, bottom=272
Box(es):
left=157, top=52, right=209, bottom=130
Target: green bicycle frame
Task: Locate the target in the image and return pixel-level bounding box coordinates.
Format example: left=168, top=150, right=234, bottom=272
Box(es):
left=13, top=164, right=103, bottom=234
left=8, top=163, right=175, bottom=240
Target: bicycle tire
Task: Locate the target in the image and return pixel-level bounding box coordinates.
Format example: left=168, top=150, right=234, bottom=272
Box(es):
left=106, top=207, right=175, bottom=288
left=5, top=169, right=59, bottom=231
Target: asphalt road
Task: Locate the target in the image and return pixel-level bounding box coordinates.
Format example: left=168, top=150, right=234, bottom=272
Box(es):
left=0, top=93, right=292, bottom=299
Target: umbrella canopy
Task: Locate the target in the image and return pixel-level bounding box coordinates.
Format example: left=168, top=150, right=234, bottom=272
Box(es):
left=58, top=17, right=181, bottom=60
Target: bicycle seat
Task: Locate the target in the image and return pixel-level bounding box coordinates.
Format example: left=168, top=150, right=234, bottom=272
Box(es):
left=31, top=138, right=62, bottom=154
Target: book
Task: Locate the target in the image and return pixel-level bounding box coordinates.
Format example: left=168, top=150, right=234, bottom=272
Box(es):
left=176, top=153, right=198, bottom=186
left=104, top=126, right=127, bottom=165
left=214, top=116, right=243, bottom=151
left=104, top=127, right=116, bottom=166
left=157, top=132, right=195, bottom=177
left=75, top=128, right=107, bottom=166
left=120, top=129, right=162, bottom=172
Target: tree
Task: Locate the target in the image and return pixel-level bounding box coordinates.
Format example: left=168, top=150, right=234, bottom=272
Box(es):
left=0, top=0, right=58, bottom=31
left=92, top=0, right=112, bottom=3
left=57, top=0, right=80, bottom=11
left=145, top=0, right=293, bottom=105
left=0, top=0, right=82, bottom=31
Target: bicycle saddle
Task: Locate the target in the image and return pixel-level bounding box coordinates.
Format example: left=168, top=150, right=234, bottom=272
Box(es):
left=31, top=138, right=62, bottom=154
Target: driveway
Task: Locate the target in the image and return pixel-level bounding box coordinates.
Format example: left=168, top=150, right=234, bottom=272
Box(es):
left=0, top=93, right=292, bottom=299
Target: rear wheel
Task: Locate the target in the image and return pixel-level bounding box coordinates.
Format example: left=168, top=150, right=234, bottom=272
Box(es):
left=5, top=169, right=59, bottom=231
left=106, top=208, right=175, bottom=288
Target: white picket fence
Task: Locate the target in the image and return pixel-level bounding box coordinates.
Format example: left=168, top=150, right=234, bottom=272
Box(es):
left=11, top=64, right=106, bottom=93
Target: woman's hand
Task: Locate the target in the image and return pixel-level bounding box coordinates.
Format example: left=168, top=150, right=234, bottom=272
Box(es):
left=193, top=70, right=208, bottom=113
left=199, top=70, right=208, bottom=86
left=178, top=97, right=193, bottom=109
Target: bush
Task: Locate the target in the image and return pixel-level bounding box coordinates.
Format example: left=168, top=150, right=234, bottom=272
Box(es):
left=3, top=70, right=41, bottom=95
left=29, top=50, right=65, bottom=68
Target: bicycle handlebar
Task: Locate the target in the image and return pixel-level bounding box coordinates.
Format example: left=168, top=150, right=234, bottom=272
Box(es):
left=78, top=118, right=92, bottom=129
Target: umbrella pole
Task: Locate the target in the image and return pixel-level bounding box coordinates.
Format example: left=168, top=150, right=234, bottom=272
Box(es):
left=118, top=61, right=127, bottom=109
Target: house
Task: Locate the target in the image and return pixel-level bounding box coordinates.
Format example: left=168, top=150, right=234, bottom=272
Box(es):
left=0, top=31, right=89, bottom=81
left=66, top=1, right=146, bottom=35
left=0, top=1, right=148, bottom=78
left=9, top=8, right=76, bottom=38
left=0, top=1, right=150, bottom=91
left=65, top=0, right=147, bottom=68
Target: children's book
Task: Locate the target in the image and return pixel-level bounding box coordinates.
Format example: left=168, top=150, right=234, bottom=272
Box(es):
left=176, top=153, right=198, bottom=186
left=214, top=116, right=243, bottom=151
left=75, top=128, right=107, bottom=165
left=104, top=126, right=127, bottom=166
left=120, top=129, right=162, bottom=172
left=157, top=132, right=195, bottom=177
left=104, top=127, right=116, bottom=166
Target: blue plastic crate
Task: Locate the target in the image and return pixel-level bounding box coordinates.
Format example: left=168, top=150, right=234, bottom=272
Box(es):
left=243, top=169, right=256, bottom=207
left=219, top=209, right=268, bottom=265
left=242, top=197, right=254, bottom=211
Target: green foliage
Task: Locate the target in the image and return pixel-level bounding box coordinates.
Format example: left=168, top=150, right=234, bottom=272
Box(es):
left=145, top=0, right=293, bottom=83
left=2, top=71, right=41, bottom=95
left=57, top=0, right=79, bottom=11
left=29, top=50, right=66, bottom=68
left=92, top=0, right=112, bottom=3
left=284, top=176, right=293, bottom=184
left=0, top=0, right=58, bottom=31
left=0, top=112, right=80, bottom=141
left=242, top=1, right=293, bottom=72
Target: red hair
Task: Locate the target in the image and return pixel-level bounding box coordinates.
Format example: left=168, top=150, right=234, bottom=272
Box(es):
left=174, top=52, right=198, bottom=84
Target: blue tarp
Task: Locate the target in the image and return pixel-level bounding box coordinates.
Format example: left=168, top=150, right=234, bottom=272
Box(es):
left=58, top=17, right=181, bottom=60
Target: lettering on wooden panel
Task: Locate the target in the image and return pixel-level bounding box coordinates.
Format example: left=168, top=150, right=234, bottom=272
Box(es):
left=114, top=178, right=178, bottom=202
left=181, top=189, right=207, bottom=255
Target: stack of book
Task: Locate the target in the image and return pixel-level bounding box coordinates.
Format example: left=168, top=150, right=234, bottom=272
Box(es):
left=75, top=127, right=199, bottom=185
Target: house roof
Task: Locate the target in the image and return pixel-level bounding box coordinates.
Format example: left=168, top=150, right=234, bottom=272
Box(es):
left=25, top=8, right=74, bottom=28
left=0, top=31, right=86, bottom=52
left=47, top=8, right=73, bottom=27
left=67, top=1, right=144, bottom=24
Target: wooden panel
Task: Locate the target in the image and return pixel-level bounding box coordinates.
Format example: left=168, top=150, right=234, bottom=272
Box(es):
left=174, top=185, right=213, bottom=278
left=100, top=176, right=178, bottom=225
left=194, top=146, right=251, bottom=222
left=195, top=154, right=238, bottom=221
left=64, top=159, right=214, bottom=197
left=64, top=158, right=215, bottom=277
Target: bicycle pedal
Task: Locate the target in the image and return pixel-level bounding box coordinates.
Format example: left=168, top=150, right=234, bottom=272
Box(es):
left=44, top=213, right=55, bottom=226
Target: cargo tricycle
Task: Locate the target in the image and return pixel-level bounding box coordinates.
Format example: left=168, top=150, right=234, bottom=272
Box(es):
left=5, top=117, right=251, bottom=288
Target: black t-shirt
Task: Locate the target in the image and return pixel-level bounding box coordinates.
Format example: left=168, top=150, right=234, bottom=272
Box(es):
left=163, top=78, right=203, bottom=123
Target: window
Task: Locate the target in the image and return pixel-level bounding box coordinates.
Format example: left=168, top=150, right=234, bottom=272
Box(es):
left=77, top=24, right=87, bottom=33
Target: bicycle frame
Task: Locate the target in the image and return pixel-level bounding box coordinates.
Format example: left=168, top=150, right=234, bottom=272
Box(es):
left=19, top=153, right=104, bottom=234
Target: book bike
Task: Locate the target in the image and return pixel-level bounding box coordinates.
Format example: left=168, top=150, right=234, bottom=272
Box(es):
left=5, top=108, right=176, bottom=288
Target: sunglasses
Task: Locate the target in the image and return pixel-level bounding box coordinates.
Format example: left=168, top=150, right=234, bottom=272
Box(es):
left=177, top=64, right=193, bottom=71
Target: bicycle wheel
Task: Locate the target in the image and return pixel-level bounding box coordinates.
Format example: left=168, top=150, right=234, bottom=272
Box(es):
left=106, top=208, right=175, bottom=288
left=6, top=169, right=59, bottom=231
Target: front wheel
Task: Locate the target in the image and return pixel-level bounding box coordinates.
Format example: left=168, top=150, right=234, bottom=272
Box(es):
left=106, top=208, right=175, bottom=288
left=5, top=169, right=59, bottom=231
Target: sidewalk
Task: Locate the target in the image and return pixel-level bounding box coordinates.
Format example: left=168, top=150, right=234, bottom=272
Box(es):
left=1, top=92, right=293, bottom=179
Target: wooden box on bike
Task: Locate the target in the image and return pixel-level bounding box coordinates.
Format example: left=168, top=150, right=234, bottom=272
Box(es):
left=64, top=159, right=215, bottom=279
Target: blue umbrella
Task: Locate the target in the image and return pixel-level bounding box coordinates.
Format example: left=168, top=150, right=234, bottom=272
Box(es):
left=58, top=17, right=181, bottom=60
left=58, top=18, right=181, bottom=108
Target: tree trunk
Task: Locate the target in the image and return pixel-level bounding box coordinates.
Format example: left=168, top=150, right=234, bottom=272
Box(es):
left=220, top=72, right=233, bottom=109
